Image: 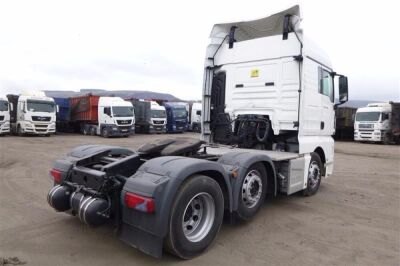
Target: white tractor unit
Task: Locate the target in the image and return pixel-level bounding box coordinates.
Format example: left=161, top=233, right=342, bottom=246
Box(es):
left=0, top=95, right=11, bottom=135
left=7, top=91, right=57, bottom=136
left=46, top=6, right=348, bottom=259
left=354, top=102, right=400, bottom=144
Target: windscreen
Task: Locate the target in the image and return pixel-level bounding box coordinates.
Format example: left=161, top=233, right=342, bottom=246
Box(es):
left=356, top=112, right=381, bottom=122
left=112, top=106, right=134, bottom=117
left=27, top=100, right=55, bottom=113
left=172, top=108, right=187, bottom=118
left=151, top=109, right=166, bottom=118
left=0, top=100, right=8, bottom=111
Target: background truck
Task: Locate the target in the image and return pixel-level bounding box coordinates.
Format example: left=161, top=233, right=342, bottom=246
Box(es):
left=46, top=5, right=348, bottom=260
left=0, top=95, right=11, bottom=135
left=188, top=102, right=202, bottom=132
left=334, top=107, right=357, bottom=140
left=69, top=95, right=135, bottom=137
left=129, top=99, right=167, bottom=133
left=354, top=102, right=400, bottom=144
left=162, top=102, right=188, bottom=133
left=7, top=92, right=56, bottom=136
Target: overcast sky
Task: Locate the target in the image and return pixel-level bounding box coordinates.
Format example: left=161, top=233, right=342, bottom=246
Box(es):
left=0, top=0, right=399, bottom=101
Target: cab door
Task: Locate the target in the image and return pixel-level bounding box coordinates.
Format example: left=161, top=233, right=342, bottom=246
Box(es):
left=318, top=67, right=335, bottom=135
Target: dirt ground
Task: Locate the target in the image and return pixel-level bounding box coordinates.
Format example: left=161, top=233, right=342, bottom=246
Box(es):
left=0, top=133, right=399, bottom=266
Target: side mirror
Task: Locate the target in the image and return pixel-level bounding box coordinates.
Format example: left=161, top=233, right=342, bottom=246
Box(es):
left=338, top=76, right=348, bottom=103
left=9, top=103, right=14, bottom=111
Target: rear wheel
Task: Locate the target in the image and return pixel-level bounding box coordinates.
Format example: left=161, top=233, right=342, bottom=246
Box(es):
left=303, top=153, right=322, bottom=196
left=165, top=175, right=224, bottom=259
left=236, top=163, right=267, bottom=221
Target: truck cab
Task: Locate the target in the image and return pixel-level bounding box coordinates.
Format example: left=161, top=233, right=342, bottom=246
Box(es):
left=354, top=102, right=397, bottom=143
left=97, top=97, right=135, bottom=137
left=202, top=5, right=348, bottom=177
left=7, top=92, right=56, bottom=136
left=0, top=96, right=11, bottom=135
left=149, top=101, right=167, bottom=133
left=163, top=102, right=188, bottom=133
left=189, top=102, right=202, bottom=132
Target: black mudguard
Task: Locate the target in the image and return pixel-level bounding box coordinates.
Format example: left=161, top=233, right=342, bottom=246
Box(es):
left=119, top=156, right=232, bottom=258
left=217, top=151, right=277, bottom=211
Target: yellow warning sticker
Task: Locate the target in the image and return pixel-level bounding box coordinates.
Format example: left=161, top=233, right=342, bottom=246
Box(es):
left=250, top=69, right=259, bottom=78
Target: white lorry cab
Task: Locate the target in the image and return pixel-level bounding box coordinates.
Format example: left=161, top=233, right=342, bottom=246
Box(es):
left=189, top=102, right=202, bottom=132
left=150, top=101, right=167, bottom=133
left=0, top=96, right=11, bottom=135
left=96, top=97, right=135, bottom=137
left=46, top=6, right=349, bottom=259
left=7, top=92, right=57, bottom=136
left=354, top=102, right=400, bottom=144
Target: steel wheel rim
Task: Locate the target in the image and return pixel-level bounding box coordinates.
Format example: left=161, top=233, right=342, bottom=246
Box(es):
left=241, top=170, right=263, bottom=208
left=308, top=161, right=321, bottom=189
left=182, top=192, right=215, bottom=243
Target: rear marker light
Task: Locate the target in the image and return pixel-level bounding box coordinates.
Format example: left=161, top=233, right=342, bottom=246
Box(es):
left=50, top=169, right=62, bottom=184
left=124, top=192, right=155, bottom=213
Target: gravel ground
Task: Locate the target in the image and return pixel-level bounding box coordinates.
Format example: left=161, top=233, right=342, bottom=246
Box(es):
left=0, top=133, right=399, bottom=266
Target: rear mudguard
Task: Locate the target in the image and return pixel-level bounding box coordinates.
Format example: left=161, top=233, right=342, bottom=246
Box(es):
left=217, top=151, right=277, bottom=211
left=119, top=156, right=232, bottom=258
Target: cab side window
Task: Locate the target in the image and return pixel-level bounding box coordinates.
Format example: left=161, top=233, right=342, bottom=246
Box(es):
left=318, top=67, right=333, bottom=102
left=104, top=107, right=111, bottom=116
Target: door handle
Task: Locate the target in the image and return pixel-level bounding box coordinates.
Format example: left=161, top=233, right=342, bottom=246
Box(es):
left=320, top=121, right=325, bottom=130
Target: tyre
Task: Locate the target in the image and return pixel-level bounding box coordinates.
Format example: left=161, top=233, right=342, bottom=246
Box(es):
left=236, top=163, right=267, bottom=221
left=17, top=125, right=23, bottom=136
left=165, top=175, right=224, bottom=259
left=303, top=153, right=322, bottom=196
left=101, top=127, right=109, bottom=138
left=90, top=127, right=96, bottom=136
left=83, top=126, right=89, bottom=135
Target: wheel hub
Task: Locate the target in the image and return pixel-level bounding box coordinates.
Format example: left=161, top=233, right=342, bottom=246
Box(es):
left=182, top=192, right=215, bottom=243
left=308, top=162, right=321, bottom=189
left=241, top=170, right=262, bottom=208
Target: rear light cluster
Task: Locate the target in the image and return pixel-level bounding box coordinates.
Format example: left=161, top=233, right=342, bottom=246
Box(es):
left=124, top=192, right=155, bottom=213
left=50, top=169, right=63, bottom=184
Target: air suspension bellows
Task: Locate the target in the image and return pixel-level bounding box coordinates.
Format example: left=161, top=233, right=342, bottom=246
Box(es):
left=47, top=185, right=71, bottom=212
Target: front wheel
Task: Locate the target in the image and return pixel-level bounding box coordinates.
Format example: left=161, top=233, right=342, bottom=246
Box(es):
left=303, top=153, right=322, bottom=196
left=17, top=125, right=23, bottom=136
left=101, top=127, right=109, bottom=138
left=165, top=175, right=224, bottom=259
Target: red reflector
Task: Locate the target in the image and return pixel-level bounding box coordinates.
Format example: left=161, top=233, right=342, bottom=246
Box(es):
left=50, top=169, right=62, bottom=184
left=124, top=192, right=155, bottom=213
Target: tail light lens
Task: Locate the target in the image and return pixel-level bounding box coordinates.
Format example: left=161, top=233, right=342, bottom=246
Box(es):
left=50, top=169, right=62, bottom=184
left=124, top=192, right=155, bottom=213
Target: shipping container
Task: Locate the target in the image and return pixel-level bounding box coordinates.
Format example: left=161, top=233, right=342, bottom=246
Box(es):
left=69, top=95, right=100, bottom=123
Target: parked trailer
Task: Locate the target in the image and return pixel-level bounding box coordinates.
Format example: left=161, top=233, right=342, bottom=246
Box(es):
left=54, top=97, right=73, bottom=133
left=0, top=95, right=11, bottom=135
left=354, top=102, right=400, bottom=144
left=69, top=95, right=135, bottom=137
left=46, top=6, right=348, bottom=259
left=334, top=107, right=356, bottom=140
left=128, top=99, right=167, bottom=134
left=7, top=92, right=56, bottom=136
